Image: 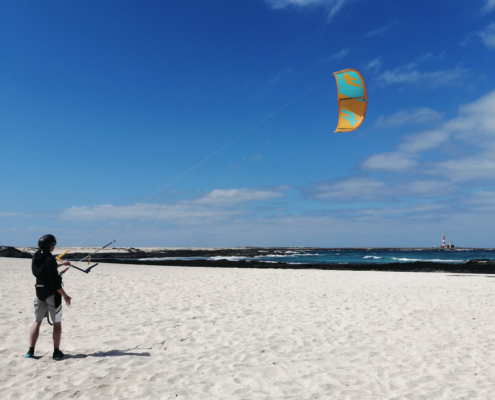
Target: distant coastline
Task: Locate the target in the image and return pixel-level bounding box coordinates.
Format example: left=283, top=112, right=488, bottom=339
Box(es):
left=1, top=245, right=495, bottom=274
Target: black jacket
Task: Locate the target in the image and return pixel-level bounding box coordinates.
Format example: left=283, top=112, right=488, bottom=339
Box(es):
left=32, top=250, right=62, bottom=300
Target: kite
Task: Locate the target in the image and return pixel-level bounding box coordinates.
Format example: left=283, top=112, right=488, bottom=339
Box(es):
left=333, top=69, right=367, bottom=132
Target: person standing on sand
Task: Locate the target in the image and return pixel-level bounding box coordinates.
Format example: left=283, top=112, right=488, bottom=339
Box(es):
left=25, top=234, right=72, bottom=360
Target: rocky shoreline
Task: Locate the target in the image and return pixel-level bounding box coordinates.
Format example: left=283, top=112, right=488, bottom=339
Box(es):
left=96, top=257, right=495, bottom=274
left=1, top=245, right=495, bottom=274
left=0, top=246, right=321, bottom=259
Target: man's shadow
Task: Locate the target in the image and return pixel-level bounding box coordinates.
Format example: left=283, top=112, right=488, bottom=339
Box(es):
left=64, top=349, right=151, bottom=359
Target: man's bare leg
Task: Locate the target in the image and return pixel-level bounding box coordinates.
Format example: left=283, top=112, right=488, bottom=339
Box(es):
left=53, top=322, right=62, bottom=349
left=25, top=321, right=42, bottom=357
left=29, top=321, right=42, bottom=348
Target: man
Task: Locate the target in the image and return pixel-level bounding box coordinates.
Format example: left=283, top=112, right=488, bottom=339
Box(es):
left=25, top=234, right=72, bottom=359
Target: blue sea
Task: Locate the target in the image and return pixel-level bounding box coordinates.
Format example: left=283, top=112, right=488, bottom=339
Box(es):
left=142, top=248, right=495, bottom=265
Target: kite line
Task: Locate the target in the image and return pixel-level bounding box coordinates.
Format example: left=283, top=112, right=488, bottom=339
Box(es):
left=73, top=75, right=333, bottom=248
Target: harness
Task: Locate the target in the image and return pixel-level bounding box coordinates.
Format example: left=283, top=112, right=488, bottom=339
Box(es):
left=34, top=284, right=56, bottom=326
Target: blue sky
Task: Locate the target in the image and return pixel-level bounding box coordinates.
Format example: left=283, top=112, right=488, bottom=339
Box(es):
left=2, top=0, right=495, bottom=248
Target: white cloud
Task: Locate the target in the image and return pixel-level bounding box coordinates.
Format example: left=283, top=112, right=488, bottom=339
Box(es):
left=458, top=88, right=495, bottom=117
left=56, top=205, right=495, bottom=247
left=376, top=108, right=443, bottom=127
left=461, top=22, right=495, bottom=48
left=363, top=88, right=495, bottom=181
left=304, top=176, right=454, bottom=203
left=447, top=90, right=495, bottom=147
left=265, top=0, right=353, bottom=19
left=0, top=212, right=27, bottom=217
left=17, top=189, right=495, bottom=247
left=267, top=0, right=324, bottom=6
left=417, top=53, right=434, bottom=63
left=416, top=52, right=445, bottom=63
left=361, top=152, right=418, bottom=171
left=328, top=48, right=350, bottom=60
left=303, top=176, right=456, bottom=203
left=356, top=202, right=447, bottom=217
left=366, top=58, right=382, bottom=72
left=305, top=176, right=388, bottom=202
left=464, top=190, right=495, bottom=211
left=429, top=157, right=495, bottom=182
left=377, top=63, right=468, bottom=87
left=61, top=188, right=285, bottom=223
left=482, top=0, right=495, bottom=13
left=398, top=180, right=454, bottom=197
left=195, top=188, right=284, bottom=205
left=267, top=69, right=294, bottom=85
left=0, top=211, right=39, bottom=218
left=477, top=22, right=495, bottom=48
left=61, top=203, right=241, bottom=223
left=366, top=21, right=397, bottom=37
left=398, top=129, right=450, bottom=153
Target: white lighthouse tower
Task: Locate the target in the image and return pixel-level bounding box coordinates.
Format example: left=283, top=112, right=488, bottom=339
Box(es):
left=441, top=234, right=455, bottom=249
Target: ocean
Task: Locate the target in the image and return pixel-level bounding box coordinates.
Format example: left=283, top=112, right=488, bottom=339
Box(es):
left=142, top=248, right=495, bottom=265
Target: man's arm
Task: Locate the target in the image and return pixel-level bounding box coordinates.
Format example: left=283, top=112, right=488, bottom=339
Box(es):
left=57, top=288, right=71, bottom=306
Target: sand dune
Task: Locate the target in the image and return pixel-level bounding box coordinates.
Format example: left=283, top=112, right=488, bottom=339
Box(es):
left=2, top=258, right=495, bottom=399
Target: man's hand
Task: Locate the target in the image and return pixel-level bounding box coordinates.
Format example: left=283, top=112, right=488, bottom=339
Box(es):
left=58, top=288, right=72, bottom=306
left=63, top=294, right=72, bottom=306
left=57, top=261, right=71, bottom=267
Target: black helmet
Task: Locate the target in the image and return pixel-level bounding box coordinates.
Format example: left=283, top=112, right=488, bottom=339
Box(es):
left=38, top=234, right=57, bottom=251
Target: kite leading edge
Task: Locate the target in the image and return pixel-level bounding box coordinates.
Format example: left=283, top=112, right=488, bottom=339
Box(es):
left=333, top=69, right=367, bottom=132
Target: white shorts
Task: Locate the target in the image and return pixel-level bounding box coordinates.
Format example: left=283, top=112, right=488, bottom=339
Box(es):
left=34, top=294, right=62, bottom=323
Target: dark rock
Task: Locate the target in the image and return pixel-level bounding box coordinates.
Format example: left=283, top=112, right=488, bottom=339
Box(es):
left=95, top=257, right=495, bottom=274
left=64, top=247, right=311, bottom=260
left=0, top=246, right=32, bottom=258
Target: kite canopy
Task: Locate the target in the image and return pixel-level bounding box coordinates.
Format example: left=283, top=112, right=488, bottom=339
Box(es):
left=333, top=69, right=367, bottom=132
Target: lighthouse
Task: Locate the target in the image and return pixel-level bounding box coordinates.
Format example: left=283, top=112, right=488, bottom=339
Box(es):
left=441, top=234, right=455, bottom=249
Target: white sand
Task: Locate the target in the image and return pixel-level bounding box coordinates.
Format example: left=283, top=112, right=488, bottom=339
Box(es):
left=2, top=258, right=495, bottom=399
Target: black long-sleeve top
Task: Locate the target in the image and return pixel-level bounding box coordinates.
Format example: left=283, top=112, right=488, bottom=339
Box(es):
left=32, top=250, right=62, bottom=295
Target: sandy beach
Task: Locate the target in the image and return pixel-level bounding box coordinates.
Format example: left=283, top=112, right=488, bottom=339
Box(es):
left=2, top=258, right=495, bottom=399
